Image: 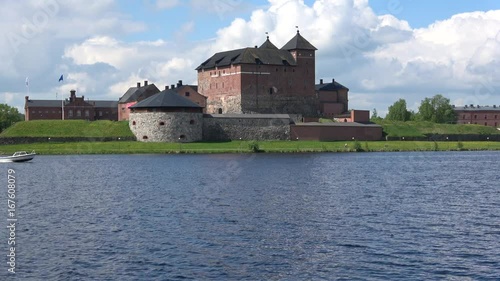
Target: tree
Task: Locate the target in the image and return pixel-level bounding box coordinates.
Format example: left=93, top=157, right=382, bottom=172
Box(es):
left=370, top=108, right=382, bottom=122
left=0, top=104, right=22, bottom=132
left=386, top=99, right=411, bottom=121
left=416, top=94, right=456, bottom=123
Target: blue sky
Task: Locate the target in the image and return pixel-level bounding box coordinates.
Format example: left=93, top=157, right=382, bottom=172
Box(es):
left=1, top=0, right=499, bottom=116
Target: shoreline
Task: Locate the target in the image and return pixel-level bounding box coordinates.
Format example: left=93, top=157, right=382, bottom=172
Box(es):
left=0, top=140, right=499, bottom=155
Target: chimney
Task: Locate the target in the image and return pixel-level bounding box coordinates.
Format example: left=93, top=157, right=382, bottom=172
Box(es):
left=137, top=82, right=141, bottom=88
left=144, top=80, right=148, bottom=86
left=332, top=78, right=335, bottom=84
left=452, top=104, right=455, bottom=108
left=178, top=80, right=183, bottom=86
left=254, top=45, right=258, bottom=48
left=470, top=104, right=474, bottom=108
left=165, top=85, right=169, bottom=90
left=494, top=105, right=497, bottom=108
left=171, top=84, right=175, bottom=89
left=25, top=96, right=29, bottom=102
left=320, top=79, right=323, bottom=85
left=465, top=105, right=468, bottom=108
left=70, top=89, right=76, bottom=102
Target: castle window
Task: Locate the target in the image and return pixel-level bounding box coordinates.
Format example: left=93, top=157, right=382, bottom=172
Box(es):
left=292, top=69, right=295, bottom=72
left=159, top=121, right=165, bottom=126
left=185, top=92, right=190, bottom=97
left=179, top=135, right=186, bottom=139
left=85, top=110, right=89, bottom=117
left=99, top=111, right=103, bottom=116
left=462, top=115, right=465, bottom=119
left=218, top=108, right=223, bottom=114
left=495, top=115, right=498, bottom=119
left=143, top=136, right=148, bottom=140
left=32, top=110, right=35, bottom=113
left=69, top=110, right=73, bottom=117
left=190, top=120, right=195, bottom=125
left=495, top=122, right=498, bottom=127
left=485, top=122, right=487, bottom=126
left=132, top=121, right=136, bottom=125
left=77, top=110, right=81, bottom=117
left=485, top=115, right=487, bottom=119
left=474, top=115, right=477, bottom=119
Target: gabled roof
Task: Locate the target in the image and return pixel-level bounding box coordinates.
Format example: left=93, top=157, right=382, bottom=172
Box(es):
left=259, top=37, right=278, bottom=50
left=25, top=99, right=118, bottom=108
left=196, top=47, right=296, bottom=70
left=315, top=80, right=349, bottom=91
left=281, top=31, right=317, bottom=51
left=130, top=89, right=202, bottom=109
left=119, top=84, right=160, bottom=103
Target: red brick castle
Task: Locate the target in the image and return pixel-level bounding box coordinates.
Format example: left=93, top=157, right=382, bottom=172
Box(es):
left=196, top=31, right=347, bottom=117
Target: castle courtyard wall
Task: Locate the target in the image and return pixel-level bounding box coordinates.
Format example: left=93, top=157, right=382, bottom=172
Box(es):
left=202, top=114, right=291, bottom=141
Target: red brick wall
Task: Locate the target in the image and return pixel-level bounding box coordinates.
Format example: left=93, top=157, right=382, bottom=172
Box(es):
left=175, top=85, right=207, bottom=112
left=456, top=110, right=500, bottom=127
left=25, top=107, right=63, bottom=120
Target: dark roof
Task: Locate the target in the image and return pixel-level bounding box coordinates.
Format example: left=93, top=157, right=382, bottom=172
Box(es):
left=130, top=89, right=202, bottom=109
left=175, top=84, right=199, bottom=92
left=454, top=106, right=500, bottom=111
left=204, top=114, right=292, bottom=119
left=315, top=80, right=349, bottom=91
left=259, top=37, right=278, bottom=50
left=196, top=47, right=296, bottom=70
left=93, top=100, right=118, bottom=108
left=119, top=84, right=160, bottom=103
left=281, top=31, right=317, bottom=51
left=295, top=122, right=381, bottom=128
left=25, top=99, right=117, bottom=108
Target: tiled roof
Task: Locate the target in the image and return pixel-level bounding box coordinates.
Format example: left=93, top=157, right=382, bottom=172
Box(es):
left=204, top=114, right=292, bottom=119
left=315, top=80, right=349, bottom=91
left=130, top=89, right=202, bottom=109
left=119, top=84, right=160, bottom=103
left=196, top=47, right=297, bottom=70
left=259, top=37, right=278, bottom=50
left=281, top=31, right=317, bottom=51
left=454, top=106, right=500, bottom=111
left=26, top=99, right=117, bottom=108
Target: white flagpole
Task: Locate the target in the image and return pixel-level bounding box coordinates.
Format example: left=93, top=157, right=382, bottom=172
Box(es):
left=62, top=94, right=64, bottom=120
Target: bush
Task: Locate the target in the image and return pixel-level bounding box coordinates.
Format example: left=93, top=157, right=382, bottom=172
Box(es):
left=457, top=141, right=464, bottom=151
left=353, top=140, right=362, bottom=152
left=248, top=141, right=261, bottom=153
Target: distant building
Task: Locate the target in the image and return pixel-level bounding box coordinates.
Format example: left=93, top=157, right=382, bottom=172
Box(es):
left=454, top=105, right=500, bottom=127
left=118, top=81, right=160, bottom=121
left=316, top=78, right=349, bottom=117
left=24, top=90, right=118, bottom=121
left=172, top=81, right=207, bottom=113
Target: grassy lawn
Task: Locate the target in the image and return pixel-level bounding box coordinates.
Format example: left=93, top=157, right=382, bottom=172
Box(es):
left=1, top=120, right=134, bottom=138
left=375, top=120, right=500, bottom=137
left=0, top=140, right=499, bottom=155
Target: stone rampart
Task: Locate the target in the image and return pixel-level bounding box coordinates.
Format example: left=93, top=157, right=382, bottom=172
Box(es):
left=130, top=112, right=203, bottom=142
left=202, top=114, right=291, bottom=141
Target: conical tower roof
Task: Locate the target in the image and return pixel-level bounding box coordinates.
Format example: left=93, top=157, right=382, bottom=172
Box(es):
left=281, top=31, right=317, bottom=51
left=259, top=36, right=278, bottom=50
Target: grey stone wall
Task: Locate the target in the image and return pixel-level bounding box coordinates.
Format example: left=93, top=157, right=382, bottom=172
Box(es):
left=207, top=95, right=242, bottom=114
left=202, top=114, right=291, bottom=141
left=130, top=112, right=203, bottom=142
left=241, top=94, right=319, bottom=117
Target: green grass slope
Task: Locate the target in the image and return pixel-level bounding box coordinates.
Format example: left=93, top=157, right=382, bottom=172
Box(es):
left=0, top=120, right=134, bottom=138
left=375, top=120, right=500, bottom=137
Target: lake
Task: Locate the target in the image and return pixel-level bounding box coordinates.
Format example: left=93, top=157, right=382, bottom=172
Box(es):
left=1, top=151, right=499, bottom=280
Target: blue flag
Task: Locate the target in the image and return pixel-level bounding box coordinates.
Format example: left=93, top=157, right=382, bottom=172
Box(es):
left=58, top=74, right=63, bottom=82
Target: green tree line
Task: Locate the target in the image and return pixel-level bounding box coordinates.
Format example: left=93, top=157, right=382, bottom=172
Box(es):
left=373, top=94, right=457, bottom=123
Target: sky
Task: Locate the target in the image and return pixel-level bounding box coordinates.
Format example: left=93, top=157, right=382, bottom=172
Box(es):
left=1, top=0, right=499, bottom=116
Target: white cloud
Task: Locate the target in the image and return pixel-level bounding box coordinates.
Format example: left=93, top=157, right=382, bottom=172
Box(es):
left=156, top=0, right=181, bottom=9
left=1, top=0, right=499, bottom=116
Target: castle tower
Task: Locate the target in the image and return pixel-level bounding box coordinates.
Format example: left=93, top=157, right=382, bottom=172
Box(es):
left=281, top=30, right=317, bottom=97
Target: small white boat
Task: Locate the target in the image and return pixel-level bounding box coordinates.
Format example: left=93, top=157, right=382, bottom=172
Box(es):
left=0, top=151, right=36, bottom=163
